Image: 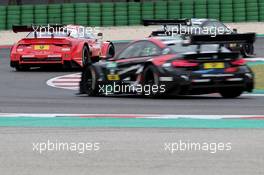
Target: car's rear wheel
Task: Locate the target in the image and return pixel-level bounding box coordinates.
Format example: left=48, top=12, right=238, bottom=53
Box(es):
left=82, top=45, right=91, bottom=66
left=219, top=88, right=243, bottom=98
left=79, top=65, right=99, bottom=96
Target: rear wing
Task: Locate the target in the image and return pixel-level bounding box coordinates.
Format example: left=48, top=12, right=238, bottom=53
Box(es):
left=189, top=33, right=256, bottom=45
left=187, top=33, right=256, bottom=53
left=12, top=24, right=66, bottom=33
left=142, top=19, right=191, bottom=26
left=13, top=25, right=34, bottom=33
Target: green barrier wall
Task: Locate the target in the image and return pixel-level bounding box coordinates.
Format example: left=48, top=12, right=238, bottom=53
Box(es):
left=0, top=0, right=264, bottom=30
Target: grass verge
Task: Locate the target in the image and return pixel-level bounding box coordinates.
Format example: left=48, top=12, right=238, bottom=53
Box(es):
left=250, top=64, right=264, bottom=90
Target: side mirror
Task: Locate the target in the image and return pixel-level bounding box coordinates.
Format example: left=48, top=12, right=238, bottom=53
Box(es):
left=97, top=32, right=103, bottom=37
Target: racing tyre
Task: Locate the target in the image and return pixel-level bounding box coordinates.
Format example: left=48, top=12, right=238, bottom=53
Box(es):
left=82, top=45, right=91, bottom=66
left=219, top=88, right=243, bottom=98
left=107, top=43, right=115, bottom=58
left=79, top=65, right=99, bottom=96
left=142, top=65, right=166, bottom=97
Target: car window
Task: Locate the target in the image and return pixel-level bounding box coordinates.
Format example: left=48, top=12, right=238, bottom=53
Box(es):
left=116, top=41, right=162, bottom=59
left=202, top=21, right=215, bottom=28
left=116, top=41, right=146, bottom=59
left=67, top=28, right=95, bottom=39
left=140, top=42, right=161, bottom=57
left=203, top=21, right=231, bottom=31
left=76, top=29, right=95, bottom=39
left=212, top=21, right=226, bottom=28
left=212, top=22, right=232, bottom=33
left=84, top=32, right=95, bottom=39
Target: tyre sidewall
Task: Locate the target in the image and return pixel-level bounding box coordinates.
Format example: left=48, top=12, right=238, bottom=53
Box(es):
left=142, top=65, right=162, bottom=97
left=80, top=65, right=99, bottom=96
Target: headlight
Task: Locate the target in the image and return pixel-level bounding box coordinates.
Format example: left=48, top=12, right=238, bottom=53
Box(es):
left=17, top=48, right=23, bottom=52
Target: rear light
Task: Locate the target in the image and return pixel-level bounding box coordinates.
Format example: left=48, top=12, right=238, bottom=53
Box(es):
left=16, top=45, right=26, bottom=52
left=172, top=60, right=199, bottom=67
left=231, top=58, right=246, bottom=66
left=225, top=67, right=238, bottom=73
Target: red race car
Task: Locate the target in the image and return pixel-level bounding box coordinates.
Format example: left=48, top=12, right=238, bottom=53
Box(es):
left=10, top=24, right=115, bottom=71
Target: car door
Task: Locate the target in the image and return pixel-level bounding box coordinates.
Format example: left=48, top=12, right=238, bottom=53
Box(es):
left=112, top=41, right=162, bottom=83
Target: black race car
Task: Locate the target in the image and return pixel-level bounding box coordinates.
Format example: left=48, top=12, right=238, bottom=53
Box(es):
left=79, top=33, right=255, bottom=98
left=144, top=19, right=255, bottom=57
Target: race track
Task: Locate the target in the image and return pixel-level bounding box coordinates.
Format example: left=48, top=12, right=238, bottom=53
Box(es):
left=0, top=38, right=264, bottom=175
left=0, top=39, right=264, bottom=115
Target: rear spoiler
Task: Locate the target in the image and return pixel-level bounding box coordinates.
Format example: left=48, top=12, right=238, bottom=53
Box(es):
left=189, top=33, right=256, bottom=45
left=13, top=25, right=34, bottom=33
left=142, top=19, right=191, bottom=26
left=187, top=33, right=256, bottom=54
left=12, top=24, right=66, bottom=33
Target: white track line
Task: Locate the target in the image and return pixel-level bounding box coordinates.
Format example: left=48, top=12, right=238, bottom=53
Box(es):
left=46, top=73, right=80, bottom=90
left=245, top=58, right=264, bottom=62
left=243, top=93, right=264, bottom=97
left=0, top=113, right=263, bottom=119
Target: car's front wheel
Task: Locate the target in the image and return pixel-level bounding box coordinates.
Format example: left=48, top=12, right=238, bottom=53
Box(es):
left=142, top=65, right=165, bottom=97
left=82, top=45, right=91, bottom=66
left=219, top=88, right=243, bottom=98
left=79, top=65, right=99, bottom=96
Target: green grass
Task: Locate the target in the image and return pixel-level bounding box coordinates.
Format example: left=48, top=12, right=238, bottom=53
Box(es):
left=251, top=64, right=264, bottom=90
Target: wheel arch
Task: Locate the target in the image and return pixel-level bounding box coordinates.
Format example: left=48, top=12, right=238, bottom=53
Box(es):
left=100, top=41, right=115, bottom=59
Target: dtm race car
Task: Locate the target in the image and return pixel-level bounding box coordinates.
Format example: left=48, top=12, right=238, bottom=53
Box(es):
left=10, top=24, right=114, bottom=71
left=144, top=19, right=255, bottom=57
left=79, top=33, right=255, bottom=98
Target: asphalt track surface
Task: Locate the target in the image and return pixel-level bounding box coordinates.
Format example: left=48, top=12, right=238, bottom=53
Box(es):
left=0, top=40, right=264, bottom=174
left=0, top=128, right=263, bottom=175
left=0, top=41, right=264, bottom=115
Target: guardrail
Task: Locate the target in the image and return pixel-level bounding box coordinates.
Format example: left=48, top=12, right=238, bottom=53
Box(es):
left=0, top=0, right=264, bottom=30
